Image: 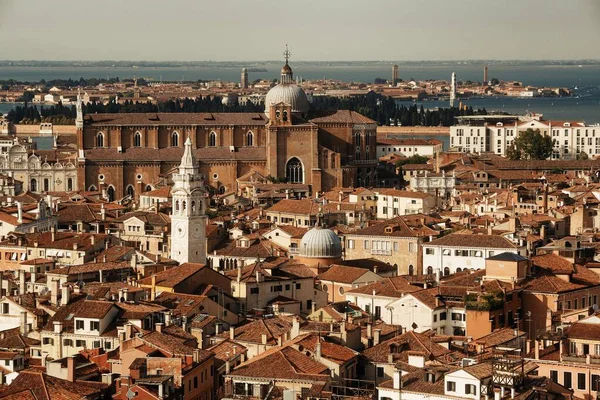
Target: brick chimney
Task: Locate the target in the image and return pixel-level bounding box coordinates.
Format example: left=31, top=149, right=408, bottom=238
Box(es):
left=66, top=356, right=75, bottom=382
left=155, top=323, right=163, bottom=333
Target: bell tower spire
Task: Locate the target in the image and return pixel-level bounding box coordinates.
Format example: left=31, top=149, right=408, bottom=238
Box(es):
left=170, top=135, right=207, bottom=265
left=75, top=88, right=83, bottom=129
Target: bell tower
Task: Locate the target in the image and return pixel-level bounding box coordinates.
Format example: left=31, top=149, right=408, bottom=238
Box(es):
left=170, top=137, right=207, bottom=264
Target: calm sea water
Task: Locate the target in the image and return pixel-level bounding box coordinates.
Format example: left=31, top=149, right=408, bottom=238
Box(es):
left=1, top=63, right=599, bottom=124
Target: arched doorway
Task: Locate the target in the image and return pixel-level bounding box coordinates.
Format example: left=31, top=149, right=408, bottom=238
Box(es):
left=107, top=186, right=116, bottom=202
left=285, top=157, right=303, bottom=183
left=408, top=265, right=414, bottom=276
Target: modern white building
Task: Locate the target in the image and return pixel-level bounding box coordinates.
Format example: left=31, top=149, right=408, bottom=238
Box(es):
left=422, top=233, right=522, bottom=276
left=450, top=114, right=600, bottom=159
left=376, top=138, right=443, bottom=159
left=375, top=189, right=436, bottom=218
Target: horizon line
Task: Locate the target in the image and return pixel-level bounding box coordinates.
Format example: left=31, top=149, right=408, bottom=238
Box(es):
left=1, top=59, right=599, bottom=63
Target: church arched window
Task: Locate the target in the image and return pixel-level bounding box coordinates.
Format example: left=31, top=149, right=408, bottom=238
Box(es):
left=96, top=132, right=104, bottom=148
left=355, top=147, right=361, bottom=161
left=126, top=185, right=135, bottom=198
left=191, top=201, right=196, bottom=213
left=355, top=133, right=361, bottom=147
left=171, top=131, right=179, bottom=147
left=246, top=131, right=253, bottom=147
left=182, top=201, right=187, bottom=211
left=30, top=178, right=37, bottom=192
left=286, top=157, right=303, bottom=183
left=283, top=110, right=288, bottom=122
left=67, top=178, right=73, bottom=191
left=209, top=131, right=217, bottom=147
left=107, top=186, right=116, bottom=202
left=134, top=131, right=141, bottom=147
left=175, top=200, right=180, bottom=212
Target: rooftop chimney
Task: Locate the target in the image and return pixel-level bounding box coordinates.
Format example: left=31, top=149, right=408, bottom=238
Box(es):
left=155, top=323, right=163, bottom=334
left=16, top=202, right=22, bottom=224
left=19, top=270, right=26, bottom=295
left=51, top=279, right=60, bottom=306
left=66, top=356, right=75, bottom=382
left=20, top=311, right=28, bottom=335
left=61, top=285, right=71, bottom=305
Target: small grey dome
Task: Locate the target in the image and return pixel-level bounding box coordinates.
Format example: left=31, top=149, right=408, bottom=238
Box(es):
left=264, top=84, right=309, bottom=115
left=299, top=226, right=343, bottom=258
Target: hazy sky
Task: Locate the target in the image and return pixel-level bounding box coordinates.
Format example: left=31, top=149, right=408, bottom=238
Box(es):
left=1, top=0, right=599, bottom=61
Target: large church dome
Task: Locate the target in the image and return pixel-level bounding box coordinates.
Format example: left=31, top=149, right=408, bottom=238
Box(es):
left=299, top=226, right=343, bottom=258
left=264, top=84, right=309, bottom=114
left=264, top=46, right=309, bottom=115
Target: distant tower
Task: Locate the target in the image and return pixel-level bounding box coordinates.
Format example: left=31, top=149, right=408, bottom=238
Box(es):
left=484, top=65, right=489, bottom=84
left=450, top=72, right=457, bottom=107
left=392, top=64, right=399, bottom=85
left=170, top=137, right=208, bottom=265
left=241, top=68, right=248, bottom=89
left=75, top=88, right=83, bottom=129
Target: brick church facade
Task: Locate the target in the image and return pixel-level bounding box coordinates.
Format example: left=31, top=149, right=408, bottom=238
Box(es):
left=75, top=56, right=377, bottom=201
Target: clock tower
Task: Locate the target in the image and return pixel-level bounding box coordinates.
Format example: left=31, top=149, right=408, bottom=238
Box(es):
left=170, top=136, right=207, bottom=264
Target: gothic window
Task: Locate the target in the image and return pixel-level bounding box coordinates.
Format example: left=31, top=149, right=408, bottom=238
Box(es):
left=218, top=186, right=226, bottom=195
left=209, top=131, right=217, bottom=147
left=175, top=200, right=180, bottom=212
left=30, top=178, right=37, bottom=192
left=182, top=201, right=187, bottom=211
left=67, top=178, right=73, bottom=191
left=355, top=133, right=361, bottom=147
left=283, top=110, right=288, bottom=122
left=96, top=132, right=104, bottom=148
left=331, top=153, right=335, bottom=169
left=286, top=157, right=303, bottom=183
left=355, top=147, right=361, bottom=161
left=191, top=201, right=196, bottom=213
left=246, top=131, right=254, bottom=147
left=134, top=131, right=141, bottom=147
left=126, top=185, right=135, bottom=198
left=171, top=132, right=179, bottom=147
left=107, top=186, right=116, bottom=202
left=43, top=178, right=49, bottom=192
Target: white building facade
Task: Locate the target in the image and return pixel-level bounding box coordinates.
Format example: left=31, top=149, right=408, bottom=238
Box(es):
left=450, top=114, right=600, bottom=160
left=422, top=234, right=522, bottom=276
left=375, top=189, right=435, bottom=218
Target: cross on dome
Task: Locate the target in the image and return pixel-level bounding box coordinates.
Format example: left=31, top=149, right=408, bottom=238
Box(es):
left=283, top=44, right=291, bottom=65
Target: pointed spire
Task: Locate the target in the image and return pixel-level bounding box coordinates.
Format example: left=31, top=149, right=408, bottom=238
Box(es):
left=178, top=136, right=197, bottom=174
left=75, top=87, right=83, bottom=129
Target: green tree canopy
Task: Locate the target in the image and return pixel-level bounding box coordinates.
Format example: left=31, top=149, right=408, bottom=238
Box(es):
left=506, top=128, right=553, bottom=160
